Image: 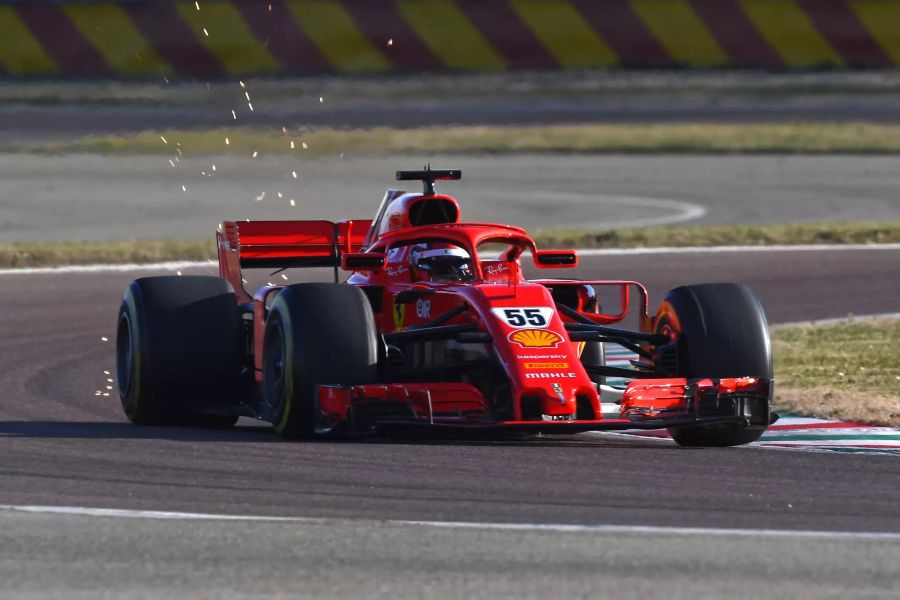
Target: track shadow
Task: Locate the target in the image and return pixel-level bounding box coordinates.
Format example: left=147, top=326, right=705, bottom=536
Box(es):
left=0, top=420, right=278, bottom=443
left=0, top=420, right=677, bottom=449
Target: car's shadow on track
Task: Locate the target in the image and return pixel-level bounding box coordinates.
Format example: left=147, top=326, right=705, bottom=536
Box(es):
left=0, top=420, right=278, bottom=443
left=0, top=420, right=675, bottom=449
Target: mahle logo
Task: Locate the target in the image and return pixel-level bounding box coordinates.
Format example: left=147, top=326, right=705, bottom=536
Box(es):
left=524, top=372, right=576, bottom=379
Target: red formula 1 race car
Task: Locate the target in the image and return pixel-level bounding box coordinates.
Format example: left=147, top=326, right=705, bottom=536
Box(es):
left=115, top=168, right=774, bottom=447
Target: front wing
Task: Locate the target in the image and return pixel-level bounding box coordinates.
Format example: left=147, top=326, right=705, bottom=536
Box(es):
left=316, top=377, right=772, bottom=435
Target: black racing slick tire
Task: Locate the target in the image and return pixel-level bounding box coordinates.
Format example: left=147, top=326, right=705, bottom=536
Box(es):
left=116, top=276, right=242, bottom=427
left=656, top=283, right=773, bottom=448
left=262, top=283, right=379, bottom=439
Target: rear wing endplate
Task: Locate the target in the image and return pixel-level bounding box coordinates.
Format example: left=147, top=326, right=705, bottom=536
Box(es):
left=217, top=220, right=372, bottom=269
left=217, top=220, right=372, bottom=301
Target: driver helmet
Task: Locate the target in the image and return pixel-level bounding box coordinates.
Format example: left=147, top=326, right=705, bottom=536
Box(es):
left=410, top=245, right=473, bottom=282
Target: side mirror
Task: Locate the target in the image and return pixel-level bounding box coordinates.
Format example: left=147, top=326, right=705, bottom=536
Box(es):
left=534, top=249, right=578, bottom=268
left=341, top=252, right=386, bottom=271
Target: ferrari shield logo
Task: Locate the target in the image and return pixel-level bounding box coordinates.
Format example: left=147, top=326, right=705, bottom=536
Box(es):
left=393, top=300, right=405, bottom=329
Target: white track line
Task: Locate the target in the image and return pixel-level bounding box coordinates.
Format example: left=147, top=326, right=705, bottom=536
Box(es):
left=2, top=244, right=898, bottom=276
left=3, top=505, right=900, bottom=540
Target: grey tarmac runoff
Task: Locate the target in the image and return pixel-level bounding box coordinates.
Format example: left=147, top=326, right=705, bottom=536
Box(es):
left=1, top=248, right=899, bottom=599
left=4, top=153, right=900, bottom=242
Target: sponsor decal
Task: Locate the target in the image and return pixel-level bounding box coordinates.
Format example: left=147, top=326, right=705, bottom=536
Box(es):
left=518, top=354, right=567, bottom=360
left=416, top=298, right=431, bottom=319
left=542, top=414, right=574, bottom=422
left=508, top=329, right=563, bottom=349
left=386, top=264, right=408, bottom=277
left=392, top=300, right=404, bottom=329
left=524, top=362, right=569, bottom=369
left=524, top=372, right=576, bottom=379
left=484, top=263, right=508, bottom=276
left=492, top=307, right=554, bottom=329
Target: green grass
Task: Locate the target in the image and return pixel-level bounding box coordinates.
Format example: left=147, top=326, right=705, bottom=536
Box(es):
left=0, top=240, right=214, bottom=269
left=12, top=123, right=900, bottom=156
left=4, top=221, right=898, bottom=269
left=534, top=221, right=900, bottom=248
left=773, top=318, right=900, bottom=427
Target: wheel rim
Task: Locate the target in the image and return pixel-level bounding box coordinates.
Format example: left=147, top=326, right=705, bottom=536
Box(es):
left=263, top=318, right=287, bottom=417
left=116, top=312, right=134, bottom=397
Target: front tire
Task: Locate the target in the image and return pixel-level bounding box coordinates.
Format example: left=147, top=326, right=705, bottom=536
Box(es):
left=116, top=276, right=242, bottom=426
left=656, top=283, right=773, bottom=447
left=262, top=284, right=379, bottom=438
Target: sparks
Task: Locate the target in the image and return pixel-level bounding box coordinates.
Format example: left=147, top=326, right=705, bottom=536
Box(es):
left=301, top=141, right=308, bottom=149
left=244, top=91, right=251, bottom=102
left=240, top=80, right=246, bottom=89
left=203, top=27, right=209, bottom=37
left=290, top=198, right=296, bottom=207
left=387, top=38, right=393, bottom=47
left=291, top=171, right=298, bottom=179
left=212, top=164, right=216, bottom=171
left=281, top=273, right=288, bottom=280
left=319, top=96, right=324, bottom=103
left=290, top=140, right=295, bottom=149
left=248, top=102, right=254, bottom=111
left=176, top=271, right=183, bottom=276
left=195, top=0, right=200, bottom=9
left=100, top=337, right=108, bottom=342
left=169, top=159, right=175, bottom=167
left=252, top=151, right=258, bottom=158
left=232, top=109, right=237, bottom=120
left=160, top=135, right=168, bottom=144
left=225, top=137, right=230, bottom=145
left=182, top=184, right=187, bottom=192
left=255, top=192, right=266, bottom=202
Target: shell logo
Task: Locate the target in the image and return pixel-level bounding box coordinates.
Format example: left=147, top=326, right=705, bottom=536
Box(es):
left=508, top=329, right=563, bottom=349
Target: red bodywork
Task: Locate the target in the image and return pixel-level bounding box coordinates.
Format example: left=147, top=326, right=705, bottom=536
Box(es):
left=214, top=186, right=770, bottom=435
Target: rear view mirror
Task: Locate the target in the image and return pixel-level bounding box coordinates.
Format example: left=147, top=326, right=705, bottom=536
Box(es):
left=341, top=252, right=386, bottom=271
left=534, top=250, right=578, bottom=268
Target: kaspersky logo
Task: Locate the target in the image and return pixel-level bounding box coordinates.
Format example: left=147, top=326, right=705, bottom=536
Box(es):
left=524, top=372, right=576, bottom=379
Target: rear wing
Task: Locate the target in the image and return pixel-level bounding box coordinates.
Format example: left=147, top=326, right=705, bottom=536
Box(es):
left=217, top=220, right=372, bottom=299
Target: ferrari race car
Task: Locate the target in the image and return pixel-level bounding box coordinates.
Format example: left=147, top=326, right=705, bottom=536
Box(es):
left=115, top=168, right=775, bottom=447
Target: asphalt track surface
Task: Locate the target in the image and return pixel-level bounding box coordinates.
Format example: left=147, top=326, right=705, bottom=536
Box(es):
left=4, top=71, right=900, bottom=143
left=1, top=249, right=899, bottom=598
left=5, top=153, right=900, bottom=241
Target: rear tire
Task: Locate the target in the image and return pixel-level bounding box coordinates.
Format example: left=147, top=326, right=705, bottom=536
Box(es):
left=656, top=283, right=772, bottom=447
left=262, top=284, right=379, bottom=438
left=116, top=276, right=242, bottom=426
